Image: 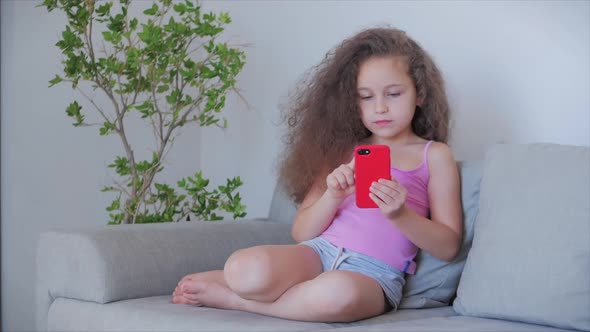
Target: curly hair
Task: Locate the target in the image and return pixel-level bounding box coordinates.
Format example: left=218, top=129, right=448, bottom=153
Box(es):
left=278, top=27, right=450, bottom=204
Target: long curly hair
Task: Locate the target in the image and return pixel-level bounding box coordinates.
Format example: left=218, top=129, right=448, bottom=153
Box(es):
left=278, top=27, right=450, bottom=204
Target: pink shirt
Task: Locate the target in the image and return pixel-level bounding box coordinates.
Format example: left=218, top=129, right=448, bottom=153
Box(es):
left=320, top=141, right=433, bottom=274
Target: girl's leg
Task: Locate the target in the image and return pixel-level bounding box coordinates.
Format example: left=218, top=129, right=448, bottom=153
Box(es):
left=221, top=244, right=323, bottom=302
left=176, top=244, right=323, bottom=303
left=182, top=270, right=387, bottom=323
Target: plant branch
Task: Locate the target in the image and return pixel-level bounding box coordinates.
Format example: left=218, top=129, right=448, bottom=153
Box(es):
left=77, top=87, right=113, bottom=125
left=151, top=83, right=165, bottom=142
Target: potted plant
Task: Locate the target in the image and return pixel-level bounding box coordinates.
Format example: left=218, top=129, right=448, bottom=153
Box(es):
left=40, top=0, right=248, bottom=224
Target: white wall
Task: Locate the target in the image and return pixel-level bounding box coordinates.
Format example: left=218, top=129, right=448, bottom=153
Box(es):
left=200, top=0, right=590, bottom=219
left=1, top=1, right=588, bottom=331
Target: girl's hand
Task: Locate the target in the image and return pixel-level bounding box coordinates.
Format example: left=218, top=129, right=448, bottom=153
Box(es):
left=326, top=159, right=355, bottom=199
left=369, top=178, right=408, bottom=219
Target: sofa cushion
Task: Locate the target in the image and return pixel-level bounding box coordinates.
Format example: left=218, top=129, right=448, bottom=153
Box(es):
left=315, top=316, right=576, bottom=331
left=453, top=143, right=590, bottom=331
left=36, top=221, right=295, bottom=329
left=46, top=295, right=456, bottom=331
left=268, top=182, right=298, bottom=224
left=400, top=160, right=483, bottom=308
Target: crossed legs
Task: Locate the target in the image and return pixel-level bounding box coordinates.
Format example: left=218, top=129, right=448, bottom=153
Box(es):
left=172, top=244, right=388, bottom=322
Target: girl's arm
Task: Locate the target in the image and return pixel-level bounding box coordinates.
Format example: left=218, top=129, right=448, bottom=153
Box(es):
left=291, top=160, right=356, bottom=243
left=370, top=142, right=463, bottom=262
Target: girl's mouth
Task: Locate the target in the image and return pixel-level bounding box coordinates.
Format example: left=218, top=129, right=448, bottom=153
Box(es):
left=374, top=120, right=392, bottom=126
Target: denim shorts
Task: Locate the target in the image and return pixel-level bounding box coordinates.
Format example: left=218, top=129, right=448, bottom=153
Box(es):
left=300, top=237, right=406, bottom=311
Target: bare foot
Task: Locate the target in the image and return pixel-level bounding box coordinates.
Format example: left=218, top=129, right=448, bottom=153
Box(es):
left=172, top=285, right=202, bottom=306
left=172, top=270, right=227, bottom=306
left=182, top=280, right=244, bottom=310
left=179, top=270, right=228, bottom=287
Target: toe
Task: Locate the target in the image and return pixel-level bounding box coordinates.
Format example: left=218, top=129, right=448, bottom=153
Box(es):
left=182, top=282, right=203, bottom=294
left=173, top=295, right=201, bottom=306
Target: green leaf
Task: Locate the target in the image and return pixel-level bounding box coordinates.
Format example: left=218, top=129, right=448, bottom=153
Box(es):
left=60, top=26, right=84, bottom=51
left=137, top=30, right=150, bottom=43
left=102, top=31, right=115, bottom=43
left=203, top=13, right=215, bottom=22
left=95, top=3, right=113, bottom=16
left=166, top=90, right=180, bottom=104
left=65, top=101, right=84, bottom=126
left=129, top=18, right=138, bottom=30
left=156, top=85, right=169, bottom=93
left=38, top=0, right=58, bottom=11
left=99, top=122, right=116, bottom=136
left=200, top=65, right=216, bottom=79
left=173, top=2, right=187, bottom=14
left=101, top=186, right=115, bottom=192
left=108, top=156, right=131, bottom=176
left=106, top=196, right=121, bottom=212
left=143, top=3, right=159, bottom=16
left=48, top=75, right=63, bottom=87
left=219, top=12, right=231, bottom=24
left=135, top=100, right=156, bottom=118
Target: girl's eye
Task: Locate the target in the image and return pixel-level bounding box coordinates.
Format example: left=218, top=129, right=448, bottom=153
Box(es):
left=388, top=93, right=401, bottom=97
left=360, top=96, right=372, bottom=100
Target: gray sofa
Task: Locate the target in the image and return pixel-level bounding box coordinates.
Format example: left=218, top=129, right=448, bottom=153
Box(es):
left=36, top=143, right=590, bottom=331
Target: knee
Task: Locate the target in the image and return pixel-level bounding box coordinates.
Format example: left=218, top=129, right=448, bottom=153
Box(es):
left=223, top=247, right=275, bottom=297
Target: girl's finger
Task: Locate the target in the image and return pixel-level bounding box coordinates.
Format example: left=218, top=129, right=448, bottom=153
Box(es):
left=334, top=173, right=349, bottom=190
left=377, top=178, right=401, bottom=191
left=343, top=168, right=355, bottom=186
left=373, top=190, right=395, bottom=205
left=327, top=176, right=341, bottom=190
left=347, top=157, right=355, bottom=170
left=369, top=193, right=386, bottom=208
left=371, top=182, right=399, bottom=199
left=383, top=179, right=407, bottom=197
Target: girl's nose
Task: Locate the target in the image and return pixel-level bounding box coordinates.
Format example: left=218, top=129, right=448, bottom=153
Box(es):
left=375, top=98, right=388, bottom=113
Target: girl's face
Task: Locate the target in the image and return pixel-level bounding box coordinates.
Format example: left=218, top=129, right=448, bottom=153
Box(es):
left=356, top=56, right=420, bottom=142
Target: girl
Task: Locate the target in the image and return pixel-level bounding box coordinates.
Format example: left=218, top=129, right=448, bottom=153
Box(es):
left=173, top=27, right=463, bottom=323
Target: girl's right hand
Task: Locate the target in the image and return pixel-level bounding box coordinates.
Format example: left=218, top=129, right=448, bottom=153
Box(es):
left=326, top=159, right=355, bottom=199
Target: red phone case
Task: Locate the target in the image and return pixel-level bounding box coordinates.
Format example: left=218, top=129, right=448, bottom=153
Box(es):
left=355, top=145, right=391, bottom=208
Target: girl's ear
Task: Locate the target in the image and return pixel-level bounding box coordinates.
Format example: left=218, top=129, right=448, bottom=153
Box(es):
left=415, top=90, right=424, bottom=107
left=416, top=97, right=424, bottom=107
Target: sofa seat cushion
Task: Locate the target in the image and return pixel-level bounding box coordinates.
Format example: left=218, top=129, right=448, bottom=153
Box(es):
left=315, top=316, right=577, bottom=331
left=47, top=295, right=456, bottom=331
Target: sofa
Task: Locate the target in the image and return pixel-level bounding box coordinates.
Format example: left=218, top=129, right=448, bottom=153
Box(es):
left=36, top=143, right=590, bottom=331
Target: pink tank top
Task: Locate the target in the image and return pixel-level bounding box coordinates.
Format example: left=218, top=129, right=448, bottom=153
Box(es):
left=320, top=141, right=433, bottom=274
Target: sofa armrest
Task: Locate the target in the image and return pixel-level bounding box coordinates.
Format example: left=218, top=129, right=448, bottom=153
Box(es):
left=36, top=220, right=293, bottom=329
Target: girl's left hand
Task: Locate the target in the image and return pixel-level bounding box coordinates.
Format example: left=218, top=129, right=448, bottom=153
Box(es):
left=369, top=178, right=408, bottom=219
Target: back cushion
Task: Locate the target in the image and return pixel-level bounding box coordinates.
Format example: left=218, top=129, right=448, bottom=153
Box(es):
left=268, top=182, right=298, bottom=224
left=453, top=143, right=590, bottom=331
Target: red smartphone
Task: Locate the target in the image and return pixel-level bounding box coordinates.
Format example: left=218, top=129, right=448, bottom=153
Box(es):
left=354, top=145, right=391, bottom=208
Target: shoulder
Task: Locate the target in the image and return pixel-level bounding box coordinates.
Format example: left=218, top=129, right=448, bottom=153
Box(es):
left=427, top=142, right=457, bottom=173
